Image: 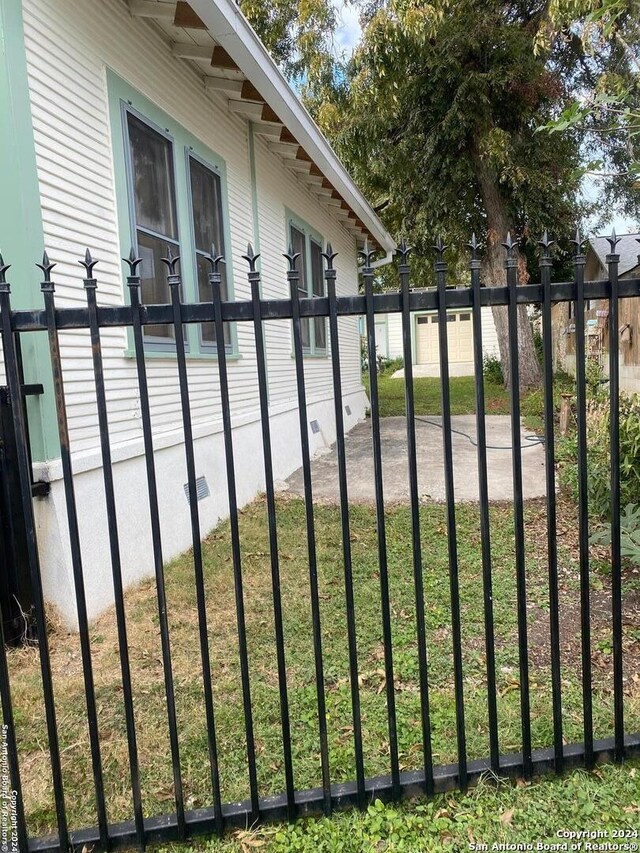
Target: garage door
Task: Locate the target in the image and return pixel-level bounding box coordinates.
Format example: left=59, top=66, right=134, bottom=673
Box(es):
left=415, top=312, right=473, bottom=364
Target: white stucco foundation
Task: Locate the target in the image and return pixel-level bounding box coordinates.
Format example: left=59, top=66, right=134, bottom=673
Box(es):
left=33, top=387, right=368, bottom=628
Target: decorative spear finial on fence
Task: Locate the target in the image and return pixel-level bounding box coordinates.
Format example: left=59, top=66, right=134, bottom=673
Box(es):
left=206, top=243, right=225, bottom=276
left=606, top=228, right=621, bottom=255
left=571, top=227, right=586, bottom=258
left=0, top=252, right=11, bottom=288
left=358, top=238, right=376, bottom=270
left=161, top=245, right=180, bottom=279
left=123, top=247, right=143, bottom=279
left=321, top=242, right=338, bottom=271
left=79, top=248, right=99, bottom=286
left=37, top=250, right=56, bottom=291
left=282, top=245, right=299, bottom=274
left=502, top=232, right=517, bottom=265
left=467, top=233, right=481, bottom=263
left=395, top=238, right=412, bottom=267
left=432, top=236, right=448, bottom=264
left=243, top=242, right=261, bottom=273
left=537, top=230, right=554, bottom=256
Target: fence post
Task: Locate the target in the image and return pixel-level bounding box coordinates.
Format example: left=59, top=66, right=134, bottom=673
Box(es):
left=538, top=232, right=564, bottom=774
left=39, top=251, right=109, bottom=845
left=124, top=249, right=186, bottom=836
left=468, top=234, right=500, bottom=774
left=607, top=230, right=624, bottom=761
left=0, top=256, right=30, bottom=853
left=286, top=243, right=332, bottom=814
left=571, top=229, right=594, bottom=769
left=434, top=236, right=468, bottom=790
left=82, top=249, right=145, bottom=848
left=324, top=244, right=367, bottom=808
left=397, top=239, right=434, bottom=794
left=240, top=245, right=296, bottom=820
left=503, top=232, right=532, bottom=779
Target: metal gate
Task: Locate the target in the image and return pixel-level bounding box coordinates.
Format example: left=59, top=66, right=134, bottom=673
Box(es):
left=0, top=232, right=637, bottom=852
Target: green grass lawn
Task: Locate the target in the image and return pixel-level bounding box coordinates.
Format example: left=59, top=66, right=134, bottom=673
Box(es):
left=9, top=495, right=639, bottom=846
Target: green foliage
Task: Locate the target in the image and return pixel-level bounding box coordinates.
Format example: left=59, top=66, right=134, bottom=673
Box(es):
left=558, top=388, right=640, bottom=519
left=378, top=355, right=404, bottom=376
left=319, top=0, right=596, bottom=275
left=483, top=353, right=504, bottom=385
left=532, top=326, right=544, bottom=368
left=537, top=0, right=640, bottom=215
left=591, top=503, right=640, bottom=564
left=239, top=0, right=338, bottom=90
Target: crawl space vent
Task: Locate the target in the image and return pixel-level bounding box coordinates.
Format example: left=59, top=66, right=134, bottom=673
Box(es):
left=310, top=419, right=320, bottom=434
left=184, top=476, right=210, bottom=505
left=345, top=405, right=352, bottom=416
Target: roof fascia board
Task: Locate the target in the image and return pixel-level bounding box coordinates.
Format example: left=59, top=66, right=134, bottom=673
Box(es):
left=187, top=0, right=395, bottom=252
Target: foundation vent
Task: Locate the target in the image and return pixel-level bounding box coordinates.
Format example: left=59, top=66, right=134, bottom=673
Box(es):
left=184, top=476, right=210, bottom=505
left=345, top=405, right=352, bottom=416
left=310, top=419, right=321, bottom=434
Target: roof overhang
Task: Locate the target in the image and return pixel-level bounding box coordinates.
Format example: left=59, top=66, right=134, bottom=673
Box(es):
left=127, top=0, right=395, bottom=254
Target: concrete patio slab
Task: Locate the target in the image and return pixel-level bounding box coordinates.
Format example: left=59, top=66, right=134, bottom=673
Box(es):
left=283, top=415, right=547, bottom=504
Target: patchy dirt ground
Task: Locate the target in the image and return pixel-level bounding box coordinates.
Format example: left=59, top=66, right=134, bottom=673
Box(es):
left=524, top=497, right=640, bottom=693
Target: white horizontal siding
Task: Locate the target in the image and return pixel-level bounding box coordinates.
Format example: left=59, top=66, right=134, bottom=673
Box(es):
left=252, top=133, right=361, bottom=409
left=21, top=0, right=363, bottom=457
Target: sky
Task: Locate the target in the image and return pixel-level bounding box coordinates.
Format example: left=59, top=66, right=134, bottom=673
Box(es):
left=332, top=1, right=362, bottom=59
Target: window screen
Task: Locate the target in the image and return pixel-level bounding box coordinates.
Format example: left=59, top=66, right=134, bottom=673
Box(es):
left=290, top=225, right=310, bottom=349
left=127, top=112, right=178, bottom=341
left=189, top=156, right=229, bottom=346
left=310, top=239, right=326, bottom=350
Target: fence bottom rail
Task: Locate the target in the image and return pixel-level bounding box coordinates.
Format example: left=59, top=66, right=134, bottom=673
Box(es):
left=28, top=732, right=640, bottom=853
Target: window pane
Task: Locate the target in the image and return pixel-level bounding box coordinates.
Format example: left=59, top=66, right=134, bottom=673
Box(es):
left=310, top=240, right=325, bottom=350
left=290, top=226, right=307, bottom=291
left=310, top=240, right=324, bottom=297
left=189, top=157, right=223, bottom=253
left=127, top=114, right=178, bottom=239
left=138, top=230, right=174, bottom=339
left=290, top=225, right=310, bottom=348
left=196, top=252, right=230, bottom=346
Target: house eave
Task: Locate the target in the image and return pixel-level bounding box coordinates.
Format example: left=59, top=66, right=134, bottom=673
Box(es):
left=144, top=0, right=395, bottom=254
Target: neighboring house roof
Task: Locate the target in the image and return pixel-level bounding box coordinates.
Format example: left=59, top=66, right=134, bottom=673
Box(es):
left=127, top=0, right=395, bottom=254
left=588, top=232, right=640, bottom=277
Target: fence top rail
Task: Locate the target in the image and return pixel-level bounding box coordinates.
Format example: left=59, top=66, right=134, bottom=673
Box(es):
left=2, top=277, right=639, bottom=333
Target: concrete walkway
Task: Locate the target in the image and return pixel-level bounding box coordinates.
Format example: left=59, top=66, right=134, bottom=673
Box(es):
left=284, top=415, right=547, bottom=504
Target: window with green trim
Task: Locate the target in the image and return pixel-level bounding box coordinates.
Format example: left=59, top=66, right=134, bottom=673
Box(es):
left=289, top=219, right=326, bottom=354
left=120, top=95, right=233, bottom=355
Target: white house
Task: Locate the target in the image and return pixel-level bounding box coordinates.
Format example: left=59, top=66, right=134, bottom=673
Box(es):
left=0, top=0, right=394, bottom=627
left=378, top=300, right=500, bottom=375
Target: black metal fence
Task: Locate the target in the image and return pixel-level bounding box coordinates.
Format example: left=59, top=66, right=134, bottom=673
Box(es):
left=0, top=232, right=638, bottom=852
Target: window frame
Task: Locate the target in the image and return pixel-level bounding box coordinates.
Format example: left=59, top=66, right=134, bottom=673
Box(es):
left=108, top=71, right=238, bottom=360
left=122, top=104, right=184, bottom=352
left=185, top=148, right=232, bottom=354
left=286, top=210, right=327, bottom=357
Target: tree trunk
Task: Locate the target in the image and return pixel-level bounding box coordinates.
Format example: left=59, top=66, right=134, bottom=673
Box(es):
left=473, top=151, right=541, bottom=390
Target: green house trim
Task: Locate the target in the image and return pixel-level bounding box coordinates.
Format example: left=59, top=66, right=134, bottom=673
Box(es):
left=106, top=69, right=239, bottom=358
left=285, top=207, right=327, bottom=358
left=0, top=0, right=59, bottom=461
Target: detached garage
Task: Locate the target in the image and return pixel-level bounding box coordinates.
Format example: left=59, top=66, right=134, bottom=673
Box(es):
left=384, top=307, right=500, bottom=376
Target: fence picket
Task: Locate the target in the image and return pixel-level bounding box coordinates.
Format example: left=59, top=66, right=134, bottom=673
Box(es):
left=0, top=235, right=636, bottom=851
